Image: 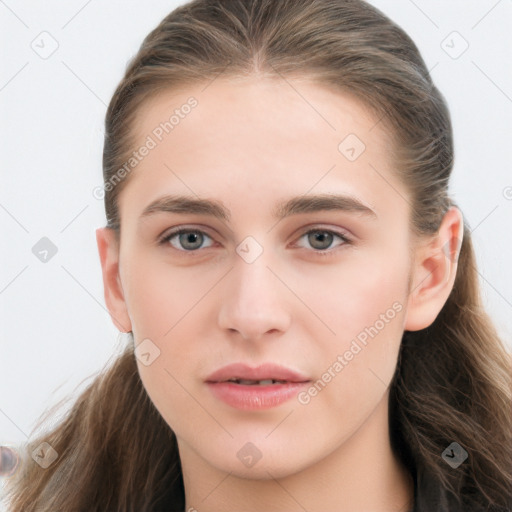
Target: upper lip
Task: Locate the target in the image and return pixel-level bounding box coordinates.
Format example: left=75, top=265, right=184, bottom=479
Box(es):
left=205, top=363, right=310, bottom=383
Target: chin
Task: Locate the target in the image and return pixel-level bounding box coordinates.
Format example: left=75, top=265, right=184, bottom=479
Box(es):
left=216, top=456, right=307, bottom=480
left=201, top=437, right=315, bottom=480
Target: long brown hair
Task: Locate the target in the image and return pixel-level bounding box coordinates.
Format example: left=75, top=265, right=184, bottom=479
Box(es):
left=4, top=1, right=511, bottom=510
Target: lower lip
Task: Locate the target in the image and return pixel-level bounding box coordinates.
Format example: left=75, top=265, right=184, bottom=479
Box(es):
left=206, top=381, right=310, bottom=410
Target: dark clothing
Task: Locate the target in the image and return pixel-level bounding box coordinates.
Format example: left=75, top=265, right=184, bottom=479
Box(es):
left=409, top=457, right=511, bottom=512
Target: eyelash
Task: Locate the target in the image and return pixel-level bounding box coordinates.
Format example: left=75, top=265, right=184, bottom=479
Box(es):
left=158, top=226, right=353, bottom=257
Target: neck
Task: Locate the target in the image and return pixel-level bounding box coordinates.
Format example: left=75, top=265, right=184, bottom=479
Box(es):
left=180, top=390, right=414, bottom=512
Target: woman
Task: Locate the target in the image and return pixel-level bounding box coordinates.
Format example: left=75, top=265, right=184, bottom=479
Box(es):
left=3, top=0, right=511, bottom=510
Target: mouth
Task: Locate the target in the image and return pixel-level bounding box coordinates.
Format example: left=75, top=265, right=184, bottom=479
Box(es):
left=220, top=378, right=292, bottom=386
left=205, top=362, right=310, bottom=384
left=205, top=363, right=311, bottom=410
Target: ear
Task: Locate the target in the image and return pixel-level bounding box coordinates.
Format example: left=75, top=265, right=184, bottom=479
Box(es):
left=404, top=206, right=464, bottom=331
left=96, top=227, right=132, bottom=333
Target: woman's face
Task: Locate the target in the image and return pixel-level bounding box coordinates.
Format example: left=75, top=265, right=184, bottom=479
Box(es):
left=111, top=77, right=416, bottom=478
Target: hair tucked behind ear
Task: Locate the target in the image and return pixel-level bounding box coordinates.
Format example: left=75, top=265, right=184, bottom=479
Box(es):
left=3, top=0, right=511, bottom=510
left=390, top=222, right=512, bottom=511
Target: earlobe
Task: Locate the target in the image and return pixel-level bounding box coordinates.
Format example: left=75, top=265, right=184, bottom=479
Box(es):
left=404, top=207, right=464, bottom=332
left=95, top=227, right=132, bottom=333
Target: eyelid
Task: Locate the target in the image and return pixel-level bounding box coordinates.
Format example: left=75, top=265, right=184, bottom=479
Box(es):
left=158, top=224, right=216, bottom=242
left=294, top=223, right=352, bottom=241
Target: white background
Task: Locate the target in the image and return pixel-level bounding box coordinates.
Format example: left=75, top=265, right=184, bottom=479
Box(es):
left=1, top=0, right=511, bottom=453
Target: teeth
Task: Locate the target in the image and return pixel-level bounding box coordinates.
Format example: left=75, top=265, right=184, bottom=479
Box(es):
left=226, top=378, right=286, bottom=385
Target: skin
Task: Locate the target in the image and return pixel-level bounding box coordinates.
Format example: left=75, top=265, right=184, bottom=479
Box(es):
left=97, top=76, right=463, bottom=512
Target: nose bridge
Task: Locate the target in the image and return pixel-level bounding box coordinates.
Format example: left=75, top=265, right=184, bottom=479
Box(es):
left=217, top=243, right=290, bottom=340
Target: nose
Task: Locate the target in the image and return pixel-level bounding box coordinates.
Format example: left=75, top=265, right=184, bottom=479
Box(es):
left=217, top=253, right=291, bottom=342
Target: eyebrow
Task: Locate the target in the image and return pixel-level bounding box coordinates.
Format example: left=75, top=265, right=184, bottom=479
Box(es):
left=139, top=193, right=377, bottom=223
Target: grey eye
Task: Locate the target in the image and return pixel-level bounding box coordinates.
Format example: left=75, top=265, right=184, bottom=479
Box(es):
left=162, top=229, right=214, bottom=251
left=307, top=231, right=334, bottom=250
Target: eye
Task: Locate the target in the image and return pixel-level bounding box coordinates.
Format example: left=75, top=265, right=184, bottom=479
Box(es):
left=158, top=226, right=352, bottom=255
left=295, top=228, right=351, bottom=254
left=159, top=228, right=215, bottom=251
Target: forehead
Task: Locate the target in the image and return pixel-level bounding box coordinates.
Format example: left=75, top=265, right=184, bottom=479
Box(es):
left=133, top=75, right=392, bottom=156
left=118, top=76, right=407, bottom=224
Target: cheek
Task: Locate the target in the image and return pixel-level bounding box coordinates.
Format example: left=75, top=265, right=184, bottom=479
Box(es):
left=296, top=303, right=406, bottom=443
left=294, top=247, right=409, bottom=406
left=292, top=245, right=409, bottom=341
left=137, top=359, right=192, bottom=435
left=125, top=255, right=218, bottom=339
left=127, top=260, right=215, bottom=427
left=135, top=315, right=222, bottom=442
